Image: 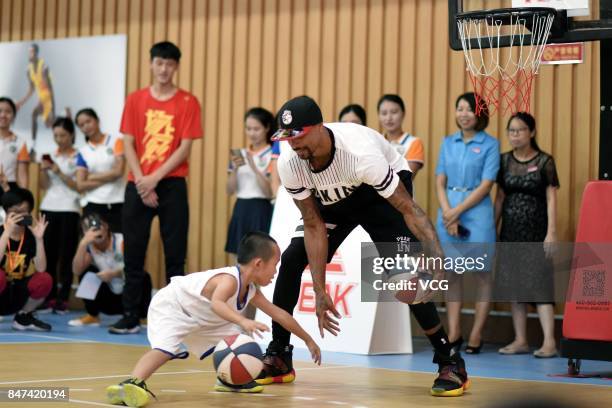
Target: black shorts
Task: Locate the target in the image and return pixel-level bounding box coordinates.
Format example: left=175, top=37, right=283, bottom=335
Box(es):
left=301, top=170, right=417, bottom=247
left=0, top=276, right=32, bottom=316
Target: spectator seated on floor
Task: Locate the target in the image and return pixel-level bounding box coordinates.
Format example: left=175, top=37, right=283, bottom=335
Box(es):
left=0, top=187, right=52, bottom=331
left=69, top=213, right=151, bottom=327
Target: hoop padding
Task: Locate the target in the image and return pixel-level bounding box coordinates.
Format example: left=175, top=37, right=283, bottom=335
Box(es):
left=456, top=7, right=556, bottom=116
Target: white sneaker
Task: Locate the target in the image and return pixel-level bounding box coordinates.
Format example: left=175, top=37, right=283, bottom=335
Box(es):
left=68, top=314, right=100, bottom=327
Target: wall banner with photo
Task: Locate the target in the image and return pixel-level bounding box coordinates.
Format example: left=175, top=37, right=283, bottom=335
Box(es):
left=0, top=34, right=127, bottom=159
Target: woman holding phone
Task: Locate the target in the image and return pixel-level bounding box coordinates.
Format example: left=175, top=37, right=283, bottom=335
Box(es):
left=225, top=107, right=276, bottom=262
left=38, top=117, right=80, bottom=314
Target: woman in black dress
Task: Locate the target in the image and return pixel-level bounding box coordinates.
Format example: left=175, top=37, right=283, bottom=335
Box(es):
left=495, top=112, right=559, bottom=358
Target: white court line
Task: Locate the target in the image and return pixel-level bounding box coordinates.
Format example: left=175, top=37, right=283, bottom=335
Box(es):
left=293, top=396, right=316, bottom=400
left=0, top=341, right=81, bottom=345
left=0, top=364, right=356, bottom=386
left=0, top=369, right=213, bottom=385
left=0, top=333, right=97, bottom=343
left=327, top=401, right=348, bottom=405
left=160, top=389, right=187, bottom=393
left=363, top=365, right=612, bottom=388
left=69, top=399, right=117, bottom=407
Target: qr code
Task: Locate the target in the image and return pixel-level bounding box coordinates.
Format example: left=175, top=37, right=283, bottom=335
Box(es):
left=582, top=270, right=605, bottom=297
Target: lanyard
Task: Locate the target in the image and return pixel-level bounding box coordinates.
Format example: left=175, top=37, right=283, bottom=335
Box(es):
left=6, top=232, right=25, bottom=273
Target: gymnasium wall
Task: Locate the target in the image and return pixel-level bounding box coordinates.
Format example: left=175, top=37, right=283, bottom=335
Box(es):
left=0, top=0, right=600, bottom=288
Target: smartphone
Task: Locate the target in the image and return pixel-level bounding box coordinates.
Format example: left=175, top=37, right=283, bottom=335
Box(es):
left=230, top=148, right=245, bottom=167
left=457, top=224, right=471, bottom=239
left=87, top=214, right=102, bottom=231
left=17, top=215, right=33, bottom=227
left=42, top=154, right=54, bottom=164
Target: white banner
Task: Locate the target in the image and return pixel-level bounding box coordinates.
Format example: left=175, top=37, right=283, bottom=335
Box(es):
left=0, top=35, right=127, bottom=158
left=512, top=0, right=589, bottom=17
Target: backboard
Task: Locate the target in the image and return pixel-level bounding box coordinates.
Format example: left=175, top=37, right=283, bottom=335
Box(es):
left=449, top=0, right=612, bottom=50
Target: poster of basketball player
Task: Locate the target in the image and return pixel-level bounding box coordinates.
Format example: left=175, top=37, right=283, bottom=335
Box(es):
left=0, top=34, right=126, bottom=158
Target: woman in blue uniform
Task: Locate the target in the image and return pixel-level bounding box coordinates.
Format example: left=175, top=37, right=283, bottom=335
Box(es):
left=435, top=92, right=499, bottom=354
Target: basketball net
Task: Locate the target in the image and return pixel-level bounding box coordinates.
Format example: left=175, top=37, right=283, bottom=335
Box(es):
left=457, top=9, right=555, bottom=115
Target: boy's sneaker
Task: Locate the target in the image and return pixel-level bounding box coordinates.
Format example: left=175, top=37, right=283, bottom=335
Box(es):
left=68, top=314, right=100, bottom=327
left=52, top=300, right=68, bottom=315
left=12, top=312, right=52, bottom=332
left=255, top=342, right=295, bottom=385
left=108, top=315, right=140, bottom=334
left=431, top=351, right=470, bottom=397
left=106, top=377, right=156, bottom=407
left=214, top=378, right=263, bottom=393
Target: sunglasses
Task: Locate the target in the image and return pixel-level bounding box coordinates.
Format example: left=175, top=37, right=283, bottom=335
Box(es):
left=271, top=125, right=316, bottom=141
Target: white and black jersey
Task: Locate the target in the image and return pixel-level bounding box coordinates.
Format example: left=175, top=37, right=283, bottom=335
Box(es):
left=278, top=122, right=410, bottom=205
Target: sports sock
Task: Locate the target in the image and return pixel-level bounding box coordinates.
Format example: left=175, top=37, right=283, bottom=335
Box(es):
left=21, top=297, right=44, bottom=313
left=427, top=327, right=453, bottom=357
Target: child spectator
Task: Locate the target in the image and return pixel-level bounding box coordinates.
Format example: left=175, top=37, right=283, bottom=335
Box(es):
left=0, top=188, right=52, bottom=331
left=69, top=213, right=151, bottom=327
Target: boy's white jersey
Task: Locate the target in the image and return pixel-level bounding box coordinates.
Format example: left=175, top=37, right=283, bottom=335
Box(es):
left=170, top=266, right=257, bottom=326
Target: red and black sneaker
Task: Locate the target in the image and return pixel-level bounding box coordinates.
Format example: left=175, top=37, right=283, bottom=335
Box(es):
left=431, top=351, right=470, bottom=397
left=255, top=342, right=295, bottom=385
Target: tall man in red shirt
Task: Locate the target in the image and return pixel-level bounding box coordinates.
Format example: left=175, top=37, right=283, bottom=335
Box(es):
left=109, top=41, right=203, bottom=334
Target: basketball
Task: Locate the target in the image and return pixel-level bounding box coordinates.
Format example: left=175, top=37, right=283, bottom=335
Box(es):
left=213, top=334, right=264, bottom=385
left=390, top=273, right=430, bottom=305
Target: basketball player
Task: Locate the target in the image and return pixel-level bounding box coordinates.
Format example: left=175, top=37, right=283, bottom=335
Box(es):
left=106, top=232, right=321, bottom=407
left=16, top=44, right=57, bottom=145
left=257, top=96, right=470, bottom=397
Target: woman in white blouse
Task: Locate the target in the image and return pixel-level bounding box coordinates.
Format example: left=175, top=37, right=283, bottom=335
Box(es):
left=39, top=117, right=80, bottom=313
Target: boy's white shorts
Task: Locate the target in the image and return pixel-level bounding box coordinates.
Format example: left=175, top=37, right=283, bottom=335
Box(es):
left=147, top=285, right=241, bottom=359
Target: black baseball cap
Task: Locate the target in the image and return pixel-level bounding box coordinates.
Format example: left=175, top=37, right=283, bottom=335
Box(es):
left=272, top=96, right=323, bottom=141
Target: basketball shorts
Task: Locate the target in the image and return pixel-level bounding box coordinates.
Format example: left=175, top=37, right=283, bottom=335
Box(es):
left=147, top=285, right=242, bottom=360
left=38, top=89, right=53, bottom=121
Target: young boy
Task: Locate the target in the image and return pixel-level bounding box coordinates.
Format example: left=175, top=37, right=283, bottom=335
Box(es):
left=106, top=232, right=321, bottom=407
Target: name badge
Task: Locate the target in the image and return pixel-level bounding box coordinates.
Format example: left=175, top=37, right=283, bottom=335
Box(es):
left=472, top=147, right=481, bottom=154
left=527, top=165, right=538, bottom=173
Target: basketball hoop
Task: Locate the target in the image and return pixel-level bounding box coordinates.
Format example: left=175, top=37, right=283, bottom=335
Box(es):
left=456, top=7, right=557, bottom=116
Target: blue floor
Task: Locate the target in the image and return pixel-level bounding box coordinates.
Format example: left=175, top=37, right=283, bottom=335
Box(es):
left=1, top=312, right=611, bottom=387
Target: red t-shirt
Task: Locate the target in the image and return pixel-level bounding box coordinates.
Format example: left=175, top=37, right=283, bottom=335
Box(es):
left=120, top=87, right=203, bottom=180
